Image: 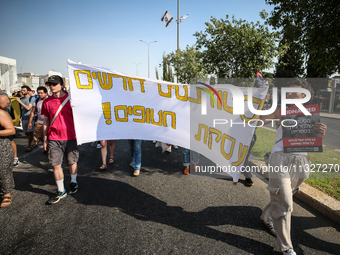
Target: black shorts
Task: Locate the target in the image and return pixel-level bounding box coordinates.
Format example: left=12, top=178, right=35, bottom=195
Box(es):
left=8, top=135, right=15, bottom=141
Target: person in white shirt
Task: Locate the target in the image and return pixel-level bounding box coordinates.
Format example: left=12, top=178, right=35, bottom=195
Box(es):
left=28, top=86, right=48, bottom=151
left=258, top=80, right=327, bottom=255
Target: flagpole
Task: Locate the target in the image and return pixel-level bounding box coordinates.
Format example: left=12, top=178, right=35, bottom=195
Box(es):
left=177, top=0, right=180, bottom=50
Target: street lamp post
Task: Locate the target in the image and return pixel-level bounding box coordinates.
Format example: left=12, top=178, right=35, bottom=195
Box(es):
left=139, top=40, right=157, bottom=78
left=132, top=62, right=142, bottom=76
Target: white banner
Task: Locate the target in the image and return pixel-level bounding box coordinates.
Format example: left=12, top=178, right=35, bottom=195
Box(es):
left=67, top=60, right=268, bottom=181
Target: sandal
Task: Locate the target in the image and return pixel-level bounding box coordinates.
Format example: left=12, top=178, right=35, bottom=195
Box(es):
left=1, top=194, right=12, bottom=208
left=25, top=146, right=32, bottom=152
left=99, top=164, right=107, bottom=170
left=33, top=141, right=39, bottom=147
left=108, top=158, right=114, bottom=164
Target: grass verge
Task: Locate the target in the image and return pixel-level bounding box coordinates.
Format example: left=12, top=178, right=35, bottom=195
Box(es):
left=252, top=127, right=340, bottom=201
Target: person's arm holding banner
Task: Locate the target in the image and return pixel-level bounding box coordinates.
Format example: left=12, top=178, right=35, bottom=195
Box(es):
left=257, top=108, right=280, bottom=127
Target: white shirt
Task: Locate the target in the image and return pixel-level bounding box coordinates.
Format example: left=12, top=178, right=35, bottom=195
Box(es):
left=32, top=97, right=46, bottom=124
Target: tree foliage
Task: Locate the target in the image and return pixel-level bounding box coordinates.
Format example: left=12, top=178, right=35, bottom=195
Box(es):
left=274, top=29, right=305, bottom=78
left=166, top=45, right=204, bottom=84
left=157, top=52, right=174, bottom=82
left=266, top=0, right=340, bottom=77
left=193, top=13, right=282, bottom=78
left=155, top=67, right=159, bottom=80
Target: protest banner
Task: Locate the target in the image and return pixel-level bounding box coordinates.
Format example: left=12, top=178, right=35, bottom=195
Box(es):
left=281, top=104, right=323, bottom=153
left=10, top=97, right=21, bottom=126
left=67, top=60, right=268, bottom=181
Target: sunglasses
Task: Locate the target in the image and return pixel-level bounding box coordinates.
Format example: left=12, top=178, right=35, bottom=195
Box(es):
left=47, top=83, right=59, bottom=87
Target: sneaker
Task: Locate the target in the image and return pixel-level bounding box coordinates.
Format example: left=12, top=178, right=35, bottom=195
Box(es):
left=183, top=166, right=190, bottom=175
left=172, top=145, right=178, bottom=149
left=96, top=143, right=102, bottom=149
left=91, top=141, right=97, bottom=147
left=13, top=158, right=19, bottom=167
left=47, top=190, right=67, bottom=204
left=245, top=178, right=254, bottom=186
left=283, top=249, right=296, bottom=255
left=263, top=220, right=276, bottom=237
left=68, top=182, right=78, bottom=194
left=48, top=168, right=54, bottom=172
left=165, top=146, right=171, bottom=153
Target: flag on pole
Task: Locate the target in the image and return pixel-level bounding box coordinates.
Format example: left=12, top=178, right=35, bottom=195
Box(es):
left=161, top=10, right=174, bottom=28
left=257, top=70, right=263, bottom=78
left=176, top=14, right=189, bottom=23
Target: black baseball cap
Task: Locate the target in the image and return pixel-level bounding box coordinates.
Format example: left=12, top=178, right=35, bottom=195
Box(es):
left=46, top=75, right=63, bottom=85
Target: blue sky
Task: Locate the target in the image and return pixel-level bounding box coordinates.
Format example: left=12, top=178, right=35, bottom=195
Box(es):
left=1, top=0, right=274, bottom=79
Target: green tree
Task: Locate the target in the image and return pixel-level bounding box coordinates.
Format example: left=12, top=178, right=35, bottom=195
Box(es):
left=265, top=0, right=340, bottom=77
left=163, top=56, right=174, bottom=83
left=166, top=45, right=205, bottom=84
left=155, top=67, right=159, bottom=80
left=274, top=32, right=305, bottom=78
left=274, top=25, right=305, bottom=88
left=156, top=52, right=174, bottom=82
left=194, top=12, right=282, bottom=78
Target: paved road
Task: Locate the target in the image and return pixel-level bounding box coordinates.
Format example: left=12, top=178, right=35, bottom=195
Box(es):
left=1, top=137, right=340, bottom=254
left=319, top=117, right=340, bottom=150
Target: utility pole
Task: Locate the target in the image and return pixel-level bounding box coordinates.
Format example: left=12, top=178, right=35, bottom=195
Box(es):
left=132, top=62, right=142, bottom=76
left=329, top=79, right=338, bottom=114
left=177, top=0, right=180, bottom=50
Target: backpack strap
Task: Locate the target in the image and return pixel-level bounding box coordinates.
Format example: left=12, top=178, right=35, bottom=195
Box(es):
left=275, top=138, right=282, bottom=144
left=50, top=97, right=69, bottom=126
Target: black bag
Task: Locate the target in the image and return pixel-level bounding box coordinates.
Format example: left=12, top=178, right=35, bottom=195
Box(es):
left=33, top=97, right=40, bottom=122
left=264, top=152, right=271, bottom=166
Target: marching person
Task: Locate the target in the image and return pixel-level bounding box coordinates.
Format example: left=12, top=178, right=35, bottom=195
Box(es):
left=182, top=148, right=199, bottom=175
left=0, top=89, right=19, bottom=166
left=42, top=75, right=79, bottom=204
left=258, top=80, right=327, bottom=255
left=16, top=85, right=35, bottom=152
left=28, top=86, right=49, bottom=152
left=129, top=140, right=142, bottom=176
left=0, top=95, right=16, bottom=208
left=98, top=140, right=115, bottom=170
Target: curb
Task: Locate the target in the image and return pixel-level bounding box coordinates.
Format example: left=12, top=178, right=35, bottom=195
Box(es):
left=249, top=158, right=340, bottom=226
left=320, top=112, right=340, bottom=120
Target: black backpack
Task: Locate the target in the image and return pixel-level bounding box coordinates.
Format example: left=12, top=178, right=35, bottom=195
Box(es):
left=32, top=97, right=40, bottom=121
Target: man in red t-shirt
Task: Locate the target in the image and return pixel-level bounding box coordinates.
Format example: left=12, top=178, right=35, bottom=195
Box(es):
left=41, top=75, right=79, bottom=204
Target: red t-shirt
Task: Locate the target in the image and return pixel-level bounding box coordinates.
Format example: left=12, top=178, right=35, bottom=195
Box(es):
left=41, top=94, right=76, bottom=141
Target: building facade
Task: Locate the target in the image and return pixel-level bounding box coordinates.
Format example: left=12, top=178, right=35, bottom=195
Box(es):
left=0, top=56, right=18, bottom=94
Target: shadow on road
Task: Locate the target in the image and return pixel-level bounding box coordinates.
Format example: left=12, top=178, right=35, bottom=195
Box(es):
left=9, top=138, right=340, bottom=254
left=12, top=168, right=340, bottom=255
